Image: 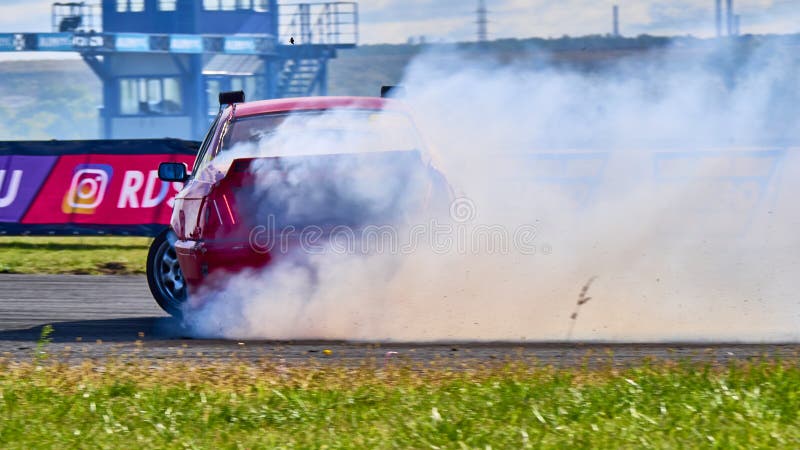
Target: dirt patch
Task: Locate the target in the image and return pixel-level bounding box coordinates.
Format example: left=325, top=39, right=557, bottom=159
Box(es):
left=96, top=262, right=129, bottom=275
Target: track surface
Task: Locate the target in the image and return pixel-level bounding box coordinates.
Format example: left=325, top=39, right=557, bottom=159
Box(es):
left=1, top=274, right=799, bottom=365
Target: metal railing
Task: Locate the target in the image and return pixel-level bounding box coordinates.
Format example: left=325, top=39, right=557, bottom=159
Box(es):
left=51, top=2, right=102, bottom=33
left=279, top=2, right=358, bottom=46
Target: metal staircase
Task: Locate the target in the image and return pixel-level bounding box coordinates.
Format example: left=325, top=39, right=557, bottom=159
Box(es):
left=275, top=2, right=357, bottom=98
left=277, top=58, right=324, bottom=97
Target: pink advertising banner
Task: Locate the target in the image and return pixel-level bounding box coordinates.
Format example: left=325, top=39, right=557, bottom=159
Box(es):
left=0, top=139, right=197, bottom=236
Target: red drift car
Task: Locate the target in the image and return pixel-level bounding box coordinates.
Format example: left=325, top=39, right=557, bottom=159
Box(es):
left=147, top=91, right=451, bottom=316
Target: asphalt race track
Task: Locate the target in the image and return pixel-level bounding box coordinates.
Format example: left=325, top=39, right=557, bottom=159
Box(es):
left=1, top=274, right=799, bottom=366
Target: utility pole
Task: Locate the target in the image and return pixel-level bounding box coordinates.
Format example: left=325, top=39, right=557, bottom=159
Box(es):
left=613, top=5, right=620, bottom=36
left=715, top=0, right=722, bottom=37
left=476, top=0, right=488, bottom=43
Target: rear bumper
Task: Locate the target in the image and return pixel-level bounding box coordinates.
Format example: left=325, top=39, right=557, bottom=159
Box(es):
left=174, top=239, right=271, bottom=292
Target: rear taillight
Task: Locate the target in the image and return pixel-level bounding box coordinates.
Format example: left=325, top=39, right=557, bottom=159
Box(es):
left=203, top=191, right=241, bottom=239
left=200, top=160, right=256, bottom=240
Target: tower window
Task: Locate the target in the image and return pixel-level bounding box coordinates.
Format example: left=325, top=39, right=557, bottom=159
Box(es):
left=158, top=0, right=177, bottom=11
left=203, top=0, right=268, bottom=11
left=120, top=77, right=183, bottom=116
left=116, top=0, right=145, bottom=12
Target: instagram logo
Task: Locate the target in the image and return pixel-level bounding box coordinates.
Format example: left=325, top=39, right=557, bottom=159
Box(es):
left=62, top=164, right=114, bottom=214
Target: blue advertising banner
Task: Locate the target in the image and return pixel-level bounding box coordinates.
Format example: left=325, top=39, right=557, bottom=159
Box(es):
left=115, top=33, right=150, bottom=52
left=36, top=33, right=74, bottom=51
left=224, top=36, right=257, bottom=54
left=0, top=34, right=17, bottom=51
left=0, top=32, right=279, bottom=55
left=170, top=34, right=203, bottom=53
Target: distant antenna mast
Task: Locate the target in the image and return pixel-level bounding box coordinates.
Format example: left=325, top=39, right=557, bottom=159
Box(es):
left=612, top=5, right=620, bottom=36
left=476, top=0, right=488, bottom=43
left=715, top=0, right=722, bottom=37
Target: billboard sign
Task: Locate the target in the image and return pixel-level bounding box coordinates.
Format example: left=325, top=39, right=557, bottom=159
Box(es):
left=37, top=33, right=74, bottom=51
left=0, top=139, right=198, bottom=236
left=170, top=34, right=203, bottom=53
left=23, top=154, right=192, bottom=226
left=0, top=34, right=17, bottom=51
left=115, top=33, right=151, bottom=52
left=0, top=156, right=58, bottom=222
left=223, top=36, right=257, bottom=54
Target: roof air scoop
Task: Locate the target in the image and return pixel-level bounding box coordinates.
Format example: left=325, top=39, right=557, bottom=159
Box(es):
left=381, top=85, right=405, bottom=98
left=219, top=90, right=245, bottom=106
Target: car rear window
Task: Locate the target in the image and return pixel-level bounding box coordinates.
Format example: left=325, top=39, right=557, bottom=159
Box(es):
left=219, top=109, right=423, bottom=158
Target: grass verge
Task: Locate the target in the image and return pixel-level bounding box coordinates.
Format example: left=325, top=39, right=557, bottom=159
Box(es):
left=1, top=355, right=799, bottom=448
left=0, top=236, right=150, bottom=275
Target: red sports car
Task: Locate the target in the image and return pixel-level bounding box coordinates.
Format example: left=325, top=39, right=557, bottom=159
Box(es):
left=147, top=91, right=451, bottom=316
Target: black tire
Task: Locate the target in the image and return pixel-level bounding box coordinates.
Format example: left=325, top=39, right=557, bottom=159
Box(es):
left=146, top=228, right=187, bottom=317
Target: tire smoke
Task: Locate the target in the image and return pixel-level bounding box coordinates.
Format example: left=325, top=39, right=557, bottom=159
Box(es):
left=185, top=41, right=800, bottom=342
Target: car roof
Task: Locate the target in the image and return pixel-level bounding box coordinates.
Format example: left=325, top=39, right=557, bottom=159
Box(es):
left=231, top=96, right=398, bottom=118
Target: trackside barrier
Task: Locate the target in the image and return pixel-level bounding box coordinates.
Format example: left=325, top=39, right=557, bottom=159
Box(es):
left=0, top=139, right=198, bottom=236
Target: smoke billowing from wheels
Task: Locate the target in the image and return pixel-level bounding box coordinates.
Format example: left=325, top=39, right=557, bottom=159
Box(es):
left=175, top=43, right=800, bottom=342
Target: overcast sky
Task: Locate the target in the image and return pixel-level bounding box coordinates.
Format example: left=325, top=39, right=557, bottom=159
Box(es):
left=0, top=0, right=797, bottom=60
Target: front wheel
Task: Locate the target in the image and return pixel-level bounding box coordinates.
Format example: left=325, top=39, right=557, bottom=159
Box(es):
left=146, top=228, right=187, bottom=317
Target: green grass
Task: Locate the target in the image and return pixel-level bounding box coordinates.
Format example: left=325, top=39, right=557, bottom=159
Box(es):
left=1, top=356, right=799, bottom=448
left=0, top=237, right=151, bottom=275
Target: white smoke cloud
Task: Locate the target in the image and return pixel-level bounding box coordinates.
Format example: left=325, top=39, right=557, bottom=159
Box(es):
left=184, top=40, right=800, bottom=342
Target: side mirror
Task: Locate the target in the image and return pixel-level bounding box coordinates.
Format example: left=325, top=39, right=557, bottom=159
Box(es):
left=158, top=162, right=188, bottom=182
